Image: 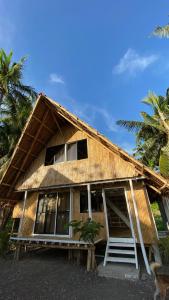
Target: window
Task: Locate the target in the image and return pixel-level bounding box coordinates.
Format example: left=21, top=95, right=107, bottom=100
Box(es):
left=80, top=190, right=88, bottom=213
left=34, top=192, right=70, bottom=236
left=12, top=218, right=20, bottom=233
left=45, top=139, right=88, bottom=166
left=80, top=189, right=103, bottom=213
left=91, top=190, right=103, bottom=212
left=45, top=144, right=65, bottom=165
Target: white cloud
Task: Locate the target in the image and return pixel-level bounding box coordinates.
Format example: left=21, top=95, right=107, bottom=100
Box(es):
left=113, top=48, right=158, bottom=75
left=72, top=103, right=117, bottom=132
left=49, top=73, right=65, bottom=84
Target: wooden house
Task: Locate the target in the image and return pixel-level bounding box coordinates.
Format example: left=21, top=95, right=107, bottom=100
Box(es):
left=0, top=94, right=169, bottom=273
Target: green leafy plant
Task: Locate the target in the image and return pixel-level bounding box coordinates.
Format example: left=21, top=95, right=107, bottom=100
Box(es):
left=0, top=231, right=9, bottom=256
left=159, top=237, right=169, bottom=264
left=151, top=202, right=165, bottom=231
left=68, top=218, right=103, bottom=244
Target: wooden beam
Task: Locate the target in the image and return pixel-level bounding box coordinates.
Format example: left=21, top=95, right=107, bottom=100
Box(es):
left=1, top=183, right=11, bottom=187
left=147, top=184, right=161, bottom=194
left=18, top=147, right=37, bottom=159
left=51, top=110, right=64, bottom=138
left=25, top=132, right=46, bottom=146
left=87, top=184, right=92, bottom=219
left=11, top=165, right=25, bottom=173
left=0, top=198, right=17, bottom=203
left=7, top=110, right=49, bottom=196
left=32, top=115, right=55, bottom=135
left=159, top=183, right=167, bottom=191
left=106, top=198, right=130, bottom=228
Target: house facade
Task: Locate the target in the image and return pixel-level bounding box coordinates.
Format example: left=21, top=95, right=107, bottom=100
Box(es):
left=1, top=94, right=169, bottom=273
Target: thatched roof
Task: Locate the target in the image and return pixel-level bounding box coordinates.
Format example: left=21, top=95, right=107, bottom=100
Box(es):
left=0, top=93, right=169, bottom=205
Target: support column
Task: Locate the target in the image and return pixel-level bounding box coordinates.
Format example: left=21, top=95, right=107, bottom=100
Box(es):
left=69, top=188, right=73, bottom=237
left=102, top=189, right=109, bottom=239
left=18, top=190, right=28, bottom=236
left=129, top=179, right=151, bottom=274
left=87, top=184, right=92, bottom=219
left=161, top=195, right=169, bottom=230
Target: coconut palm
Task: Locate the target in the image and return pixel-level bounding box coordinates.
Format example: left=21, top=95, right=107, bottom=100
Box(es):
left=0, top=49, right=37, bottom=174
left=117, top=91, right=169, bottom=177
left=153, top=24, right=169, bottom=38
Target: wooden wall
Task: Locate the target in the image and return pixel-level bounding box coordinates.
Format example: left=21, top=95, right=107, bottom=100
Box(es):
left=12, top=181, right=158, bottom=244
left=16, top=125, right=138, bottom=191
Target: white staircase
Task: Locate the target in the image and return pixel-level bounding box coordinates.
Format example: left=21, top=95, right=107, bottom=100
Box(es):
left=103, top=237, right=138, bottom=269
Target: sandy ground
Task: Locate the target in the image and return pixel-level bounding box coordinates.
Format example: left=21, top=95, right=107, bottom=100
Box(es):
left=0, top=249, right=165, bottom=300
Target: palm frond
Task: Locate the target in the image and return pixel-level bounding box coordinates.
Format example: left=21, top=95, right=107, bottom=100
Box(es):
left=116, top=120, right=143, bottom=131
left=153, top=25, right=169, bottom=38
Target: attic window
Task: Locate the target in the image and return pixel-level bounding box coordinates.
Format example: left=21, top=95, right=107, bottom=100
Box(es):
left=45, top=139, right=88, bottom=166
left=67, top=139, right=88, bottom=161
left=45, top=144, right=65, bottom=166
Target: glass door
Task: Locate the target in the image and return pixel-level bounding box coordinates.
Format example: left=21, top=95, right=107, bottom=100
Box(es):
left=34, top=191, right=70, bottom=236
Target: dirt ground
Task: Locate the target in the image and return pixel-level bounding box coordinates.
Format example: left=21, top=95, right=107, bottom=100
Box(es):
left=0, top=249, right=166, bottom=300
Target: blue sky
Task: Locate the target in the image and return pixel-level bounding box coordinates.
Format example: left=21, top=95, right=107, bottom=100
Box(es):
left=1, top=0, right=169, bottom=153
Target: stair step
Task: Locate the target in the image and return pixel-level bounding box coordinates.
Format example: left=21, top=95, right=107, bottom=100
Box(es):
left=108, top=243, right=135, bottom=248
left=108, top=237, right=134, bottom=243
left=107, top=249, right=135, bottom=255
left=106, top=257, right=136, bottom=264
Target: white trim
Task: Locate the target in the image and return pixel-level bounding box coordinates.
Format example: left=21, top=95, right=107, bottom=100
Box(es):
left=144, top=185, right=159, bottom=239
left=102, top=189, right=109, bottom=239
left=87, top=183, right=92, bottom=219
left=33, top=233, right=70, bottom=238
left=162, top=196, right=169, bottom=230
left=64, top=143, right=68, bottom=161
left=16, top=177, right=146, bottom=193
left=18, top=190, right=27, bottom=235
left=129, top=179, right=150, bottom=274
left=33, top=189, right=72, bottom=238
left=32, top=194, right=39, bottom=235
left=10, top=236, right=102, bottom=244
left=69, top=188, right=73, bottom=238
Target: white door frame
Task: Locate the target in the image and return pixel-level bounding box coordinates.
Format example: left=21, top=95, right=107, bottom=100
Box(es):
left=102, top=186, right=133, bottom=239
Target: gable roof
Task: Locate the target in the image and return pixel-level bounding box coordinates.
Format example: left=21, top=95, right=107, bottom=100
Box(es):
left=0, top=93, right=169, bottom=205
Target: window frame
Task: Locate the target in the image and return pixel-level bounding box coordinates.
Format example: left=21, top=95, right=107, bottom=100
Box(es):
left=33, top=190, right=72, bottom=238
left=44, top=139, right=88, bottom=166
left=80, top=189, right=104, bottom=213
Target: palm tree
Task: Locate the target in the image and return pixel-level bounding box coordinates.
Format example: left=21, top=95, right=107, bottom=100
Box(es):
left=153, top=24, right=169, bottom=38
left=0, top=49, right=37, bottom=175
left=117, top=91, right=169, bottom=178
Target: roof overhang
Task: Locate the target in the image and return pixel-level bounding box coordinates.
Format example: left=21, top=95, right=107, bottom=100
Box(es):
left=0, top=93, right=169, bottom=205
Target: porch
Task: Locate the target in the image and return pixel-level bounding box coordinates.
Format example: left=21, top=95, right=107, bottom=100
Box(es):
left=11, top=176, right=159, bottom=274
left=11, top=236, right=102, bottom=271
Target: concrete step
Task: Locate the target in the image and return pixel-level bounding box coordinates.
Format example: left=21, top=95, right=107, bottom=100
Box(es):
left=106, top=256, right=136, bottom=264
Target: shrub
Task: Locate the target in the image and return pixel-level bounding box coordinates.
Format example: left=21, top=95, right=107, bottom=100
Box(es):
left=0, top=231, right=9, bottom=256
left=159, top=237, right=169, bottom=264
left=68, top=218, right=103, bottom=244
left=151, top=202, right=165, bottom=231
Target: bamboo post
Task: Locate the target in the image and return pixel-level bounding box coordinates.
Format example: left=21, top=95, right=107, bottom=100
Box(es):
left=14, top=244, right=21, bottom=261
left=87, top=249, right=92, bottom=271
left=68, top=249, right=73, bottom=261
left=91, top=247, right=96, bottom=270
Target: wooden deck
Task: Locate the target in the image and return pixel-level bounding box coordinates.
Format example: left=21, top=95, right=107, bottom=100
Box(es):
left=10, top=236, right=102, bottom=271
